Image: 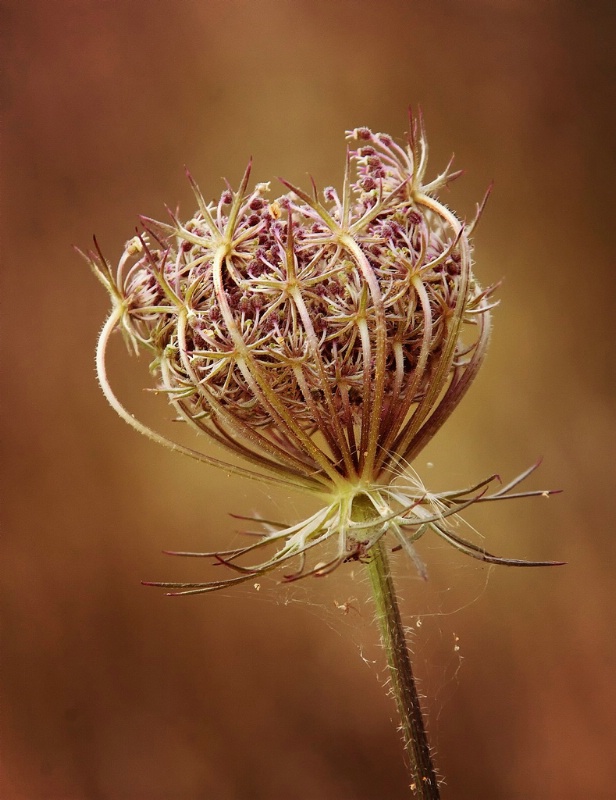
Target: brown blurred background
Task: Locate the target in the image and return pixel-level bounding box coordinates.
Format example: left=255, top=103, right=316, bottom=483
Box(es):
left=3, top=1, right=615, bottom=798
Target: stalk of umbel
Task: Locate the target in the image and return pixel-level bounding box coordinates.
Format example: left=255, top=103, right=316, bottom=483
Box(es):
left=81, top=112, right=562, bottom=797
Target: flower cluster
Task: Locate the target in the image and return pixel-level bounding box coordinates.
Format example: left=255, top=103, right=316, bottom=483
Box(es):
left=83, top=115, right=559, bottom=593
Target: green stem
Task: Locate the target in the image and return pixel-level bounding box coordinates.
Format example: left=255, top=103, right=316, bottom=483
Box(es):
left=366, top=537, right=440, bottom=798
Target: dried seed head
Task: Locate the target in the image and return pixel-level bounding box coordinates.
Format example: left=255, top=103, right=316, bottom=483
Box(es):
left=85, top=118, right=494, bottom=489
left=82, top=114, right=561, bottom=591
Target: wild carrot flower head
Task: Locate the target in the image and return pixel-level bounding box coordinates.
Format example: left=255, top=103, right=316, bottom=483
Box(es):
left=83, top=113, right=560, bottom=594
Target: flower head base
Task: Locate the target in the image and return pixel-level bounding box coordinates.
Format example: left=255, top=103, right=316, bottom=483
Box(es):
left=83, top=114, right=561, bottom=592
left=144, top=461, right=559, bottom=596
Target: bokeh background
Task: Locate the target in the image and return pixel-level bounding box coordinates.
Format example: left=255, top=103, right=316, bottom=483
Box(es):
left=3, top=1, right=615, bottom=798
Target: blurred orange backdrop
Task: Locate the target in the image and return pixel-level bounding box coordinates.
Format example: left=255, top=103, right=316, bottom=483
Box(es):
left=3, top=1, right=615, bottom=798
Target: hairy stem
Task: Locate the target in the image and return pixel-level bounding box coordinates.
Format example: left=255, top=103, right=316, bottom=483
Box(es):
left=365, top=531, right=440, bottom=798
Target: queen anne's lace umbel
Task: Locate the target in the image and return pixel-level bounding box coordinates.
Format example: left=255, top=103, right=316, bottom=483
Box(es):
left=83, top=115, right=560, bottom=593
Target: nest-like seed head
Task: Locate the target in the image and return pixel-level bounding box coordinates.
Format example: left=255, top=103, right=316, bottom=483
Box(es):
left=84, top=117, right=563, bottom=591
left=87, top=119, right=494, bottom=489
